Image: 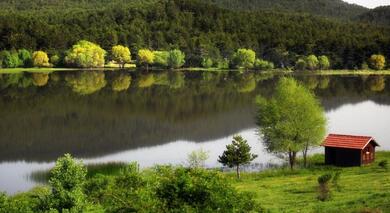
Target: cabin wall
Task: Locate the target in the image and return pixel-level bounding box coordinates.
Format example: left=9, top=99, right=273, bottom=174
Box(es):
left=325, top=147, right=361, bottom=167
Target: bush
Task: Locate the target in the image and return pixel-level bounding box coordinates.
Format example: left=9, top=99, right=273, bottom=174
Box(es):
left=295, top=58, right=307, bottom=71
left=317, top=173, right=332, bottom=201
left=369, top=54, right=386, bottom=70
left=167, top=49, right=185, bottom=69
left=201, top=57, right=214, bottom=68
left=48, top=154, right=87, bottom=212
left=155, top=166, right=261, bottom=212
left=254, top=58, right=274, bottom=70
left=378, top=160, right=388, bottom=169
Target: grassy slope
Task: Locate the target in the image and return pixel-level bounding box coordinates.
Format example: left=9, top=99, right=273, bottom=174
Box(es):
left=232, top=152, right=390, bottom=212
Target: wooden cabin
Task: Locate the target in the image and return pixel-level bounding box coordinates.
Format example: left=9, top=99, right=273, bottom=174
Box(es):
left=322, top=134, right=379, bottom=167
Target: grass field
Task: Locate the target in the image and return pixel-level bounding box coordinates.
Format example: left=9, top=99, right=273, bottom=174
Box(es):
left=230, top=152, right=390, bottom=213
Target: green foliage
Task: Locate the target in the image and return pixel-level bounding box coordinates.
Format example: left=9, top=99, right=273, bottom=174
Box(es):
left=48, top=153, right=87, bottom=212
left=233, top=49, right=256, bottom=69
left=0, top=0, right=388, bottom=69
left=306, top=54, right=319, bottom=70
left=65, top=40, right=106, bottom=68
left=378, top=160, right=388, bottom=169
left=153, top=51, right=169, bottom=68
left=218, top=135, right=257, bottom=179
left=155, top=166, right=261, bottom=212
left=50, top=55, right=60, bottom=67
left=167, top=49, right=186, bottom=69
left=65, top=71, right=107, bottom=95
left=317, top=173, right=332, bottom=201
left=369, top=54, right=386, bottom=70
left=295, top=58, right=307, bottom=71
left=18, top=49, right=32, bottom=67
left=32, top=51, right=51, bottom=67
left=0, top=50, right=21, bottom=68
left=256, top=78, right=326, bottom=169
left=318, top=55, right=330, bottom=70
left=186, top=148, right=209, bottom=168
left=111, top=74, right=131, bottom=92
left=254, top=59, right=274, bottom=70
left=111, top=45, right=131, bottom=68
left=201, top=57, right=214, bottom=68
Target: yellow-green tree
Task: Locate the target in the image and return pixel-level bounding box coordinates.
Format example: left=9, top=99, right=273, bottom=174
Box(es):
left=32, top=51, right=51, bottom=67
left=369, top=54, right=386, bottom=70
left=233, top=49, right=256, bottom=69
left=306, top=55, right=319, bottom=70
left=318, top=55, right=330, bottom=70
left=112, top=45, right=131, bottom=68
left=65, top=40, right=106, bottom=68
left=137, top=49, right=154, bottom=71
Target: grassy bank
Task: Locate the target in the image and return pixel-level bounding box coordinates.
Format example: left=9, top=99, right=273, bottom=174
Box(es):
left=231, top=152, right=390, bottom=212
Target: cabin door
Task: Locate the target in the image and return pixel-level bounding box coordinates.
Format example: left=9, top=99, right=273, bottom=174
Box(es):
left=362, top=146, right=373, bottom=164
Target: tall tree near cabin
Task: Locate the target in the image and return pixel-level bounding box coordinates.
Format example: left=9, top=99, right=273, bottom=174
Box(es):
left=256, top=78, right=326, bottom=169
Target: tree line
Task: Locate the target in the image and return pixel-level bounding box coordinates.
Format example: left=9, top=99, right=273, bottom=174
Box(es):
left=0, top=0, right=389, bottom=69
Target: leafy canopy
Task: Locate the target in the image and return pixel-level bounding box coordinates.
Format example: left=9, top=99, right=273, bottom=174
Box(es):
left=111, top=45, right=131, bottom=68
left=65, top=40, right=106, bottom=68
left=256, top=78, right=326, bottom=169
left=369, top=54, right=386, bottom=70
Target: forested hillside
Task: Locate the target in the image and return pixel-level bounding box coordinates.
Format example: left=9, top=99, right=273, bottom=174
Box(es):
left=358, top=6, right=390, bottom=26
left=0, top=0, right=389, bottom=69
left=207, top=0, right=368, bottom=19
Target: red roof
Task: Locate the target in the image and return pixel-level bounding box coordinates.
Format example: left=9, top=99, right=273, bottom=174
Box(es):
left=322, top=134, right=379, bottom=150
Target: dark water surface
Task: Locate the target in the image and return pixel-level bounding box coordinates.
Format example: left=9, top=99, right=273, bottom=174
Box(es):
left=0, top=70, right=389, bottom=194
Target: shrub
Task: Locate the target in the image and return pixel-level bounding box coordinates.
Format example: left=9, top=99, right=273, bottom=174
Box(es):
left=232, top=49, right=256, bottom=69
left=318, top=55, right=330, bottom=70
left=48, top=154, right=87, bottom=212
left=32, top=51, right=51, bottom=67
left=155, top=167, right=261, bottom=212
left=295, top=58, right=307, bottom=71
left=18, top=49, right=33, bottom=67
left=317, top=173, right=332, bottom=201
left=201, top=57, right=213, bottom=68
left=167, top=49, right=185, bottom=69
left=153, top=51, right=169, bottom=68
left=378, top=160, right=388, bottom=169
left=254, top=58, right=274, bottom=70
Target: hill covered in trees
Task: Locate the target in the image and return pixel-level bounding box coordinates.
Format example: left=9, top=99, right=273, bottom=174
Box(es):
left=358, top=6, right=390, bottom=26
left=207, top=0, right=368, bottom=20
left=0, top=0, right=389, bottom=69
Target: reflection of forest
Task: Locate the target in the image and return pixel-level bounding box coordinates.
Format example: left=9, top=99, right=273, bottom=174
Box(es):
left=0, top=71, right=389, bottom=162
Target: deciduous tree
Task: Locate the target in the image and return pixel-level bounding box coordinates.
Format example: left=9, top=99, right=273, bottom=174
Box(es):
left=256, top=78, right=326, bottom=169
left=369, top=54, right=386, bottom=70
left=32, top=51, right=50, bottom=67
left=65, top=40, right=106, bottom=68
left=112, top=45, right=131, bottom=68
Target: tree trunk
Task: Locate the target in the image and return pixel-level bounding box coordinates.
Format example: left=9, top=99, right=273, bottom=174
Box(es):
left=236, top=165, right=240, bottom=179
left=302, top=143, right=309, bottom=167
left=288, top=151, right=297, bottom=170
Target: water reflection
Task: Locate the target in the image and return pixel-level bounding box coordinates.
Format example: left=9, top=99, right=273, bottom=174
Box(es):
left=0, top=70, right=390, bottom=194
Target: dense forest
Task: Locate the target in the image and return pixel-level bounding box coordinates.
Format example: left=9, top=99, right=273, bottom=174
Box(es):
left=358, top=6, right=390, bottom=26
left=0, top=0, right=389, bottom=69
left=208, top=0, right=368, bottom=19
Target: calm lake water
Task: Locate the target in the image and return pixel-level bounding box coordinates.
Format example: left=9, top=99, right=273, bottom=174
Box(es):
left=0, top=70, right=389, bottom=194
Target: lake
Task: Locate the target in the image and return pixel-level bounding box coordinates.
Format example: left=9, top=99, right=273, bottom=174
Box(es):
left=0, top=70, right=389, bottom=194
